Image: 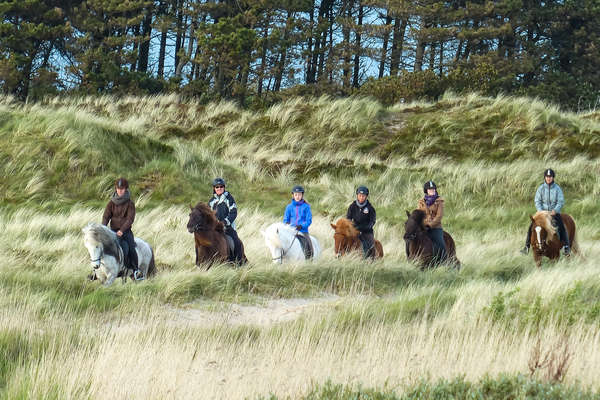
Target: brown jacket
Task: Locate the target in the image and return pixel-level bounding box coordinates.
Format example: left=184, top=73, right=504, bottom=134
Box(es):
left=417, top=197, right=444, bottom=229
left=102, top=199, right=136, bottom=232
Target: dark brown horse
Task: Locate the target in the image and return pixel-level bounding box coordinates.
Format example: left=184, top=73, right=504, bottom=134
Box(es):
left=529, top=211, right=578, bottom=268
left=403, top=209, right=460, bottom=270
left=330, top=218, right=384, bottom=258
left=187, top=202, right=229, bottom=268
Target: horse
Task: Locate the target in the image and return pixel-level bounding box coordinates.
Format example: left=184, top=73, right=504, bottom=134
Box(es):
left=82, top=223, right=156, bottom=286
left=529, top=211, right=578, bottom=268
left=187, top=202, right=248, bottom=268
left=403, top=209, right=460, bottom=270
left=261, top=222, right=321, bottom=263
left=330, top=218, right=384, bottom=258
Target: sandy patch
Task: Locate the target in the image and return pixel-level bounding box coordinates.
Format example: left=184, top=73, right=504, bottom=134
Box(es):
left=166, top=296, right=340, bottom=327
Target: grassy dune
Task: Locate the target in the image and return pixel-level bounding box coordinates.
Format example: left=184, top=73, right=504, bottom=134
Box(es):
left=1, top=94, right=600, bottom=398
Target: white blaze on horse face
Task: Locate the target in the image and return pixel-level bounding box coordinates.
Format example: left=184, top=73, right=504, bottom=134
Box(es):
left=535, top=226, right=542, bottom=249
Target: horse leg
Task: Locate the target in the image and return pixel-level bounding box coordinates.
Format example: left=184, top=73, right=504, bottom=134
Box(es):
left=104, top=272, right=117, bottom=286
left=533, top=252, right=542, bottom=268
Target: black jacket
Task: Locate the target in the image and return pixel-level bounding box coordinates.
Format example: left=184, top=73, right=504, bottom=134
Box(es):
left=208, top=191, right=238, bottom=230
left=346, top=200, right=376, bottom=234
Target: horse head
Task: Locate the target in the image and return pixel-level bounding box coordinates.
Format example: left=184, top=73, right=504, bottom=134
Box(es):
left=530, top=211, right=557, bottom=252
left=82, top=223, right=122, bottom=269
left=404, top=209, right=426, bottom=242
left=330, top=218, right=358, bottom=257
left=187, top=202, right=219, bottom=233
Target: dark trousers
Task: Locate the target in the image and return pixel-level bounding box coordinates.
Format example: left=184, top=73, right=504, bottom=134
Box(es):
left=116, top=229, right=138, bottom=270
left=525, top=214, right=569, bottom=247
left=358, top=232, right=375, bottom=259
left=297, top=232, right=314, bottom=259
left=427, top=228, right=447, bottom=262
left=225, top=227, right=244, bottom=264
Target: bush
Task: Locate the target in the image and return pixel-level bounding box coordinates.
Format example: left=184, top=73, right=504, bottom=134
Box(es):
left=359, top=70, right=445, bottom=105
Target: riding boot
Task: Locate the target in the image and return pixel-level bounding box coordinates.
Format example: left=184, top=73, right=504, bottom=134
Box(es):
left=359, top=232, right=375, bottom=260
left=302, top=232, right=314, bottom=259
left=553, top=214, right=570, bottom=255
left=521, top=223, right=532, bottom=254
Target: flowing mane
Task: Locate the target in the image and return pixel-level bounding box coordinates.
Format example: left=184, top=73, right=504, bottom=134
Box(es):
left=532, top=211, right=557, bottom=238
left=410, top=209, right=426, bottom=226
left=82, top=223, right=122, bottom=263
left=333, top=218, right=359, bottom=238
left=191, top=202, right=224, bottom=232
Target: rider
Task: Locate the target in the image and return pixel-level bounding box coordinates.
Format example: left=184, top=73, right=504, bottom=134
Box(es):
left=417, top=180, right=447, bottom=263
left=283, top=185, right=313, bottom=258
left=521, top=168, right=570, bottom=256
left=208, top=177, right=244, bottom=264
left=102, top=177, right=143, bottom=280
left=346, top=186, right=376, bottom=259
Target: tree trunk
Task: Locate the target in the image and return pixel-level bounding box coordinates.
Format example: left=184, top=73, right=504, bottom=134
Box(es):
left=352, top=3, right=363, bottom=88
left=137, top=5, right=153, bottom=73
left=379, top=13, right=393, bottom=78
left=390, top=17, right=407, bottom=76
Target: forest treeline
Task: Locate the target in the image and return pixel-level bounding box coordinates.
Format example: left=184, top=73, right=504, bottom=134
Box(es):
left=1, top=0, right=599, bottom=110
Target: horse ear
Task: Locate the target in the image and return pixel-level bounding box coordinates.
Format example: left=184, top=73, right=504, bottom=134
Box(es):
left=406, top=210, right=410, bottom=217
left=190, top=204, right=194, bottom=211
left=330, top=223, right=337, bottom=230
left=530, top=215, right=535, bottom=223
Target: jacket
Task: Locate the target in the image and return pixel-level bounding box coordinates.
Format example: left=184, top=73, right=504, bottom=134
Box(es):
left=535, top=182, right=564, bottom=213
left=208, top=191, right=238, bottom=230
left=283, top=199, right=312, bottom=233
left=102, top=197, right=136, bottom=232
left=417, top=197, right=444, bottom=229
left=346, top=200, right=376, bottom=234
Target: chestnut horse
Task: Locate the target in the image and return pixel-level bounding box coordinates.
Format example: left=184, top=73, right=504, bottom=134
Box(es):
left=187, top=202, right=229, bottom=268
left=529, top=211, right=578, bottom=268
left=403, top=209, right=460, bottom=270
left=330, top=218, right=383, bottom=258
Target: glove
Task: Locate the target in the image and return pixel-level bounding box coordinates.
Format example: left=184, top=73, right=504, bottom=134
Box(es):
left=295, top=225, right=302, bottom=231
left=425, top=225, right=431, bottom=231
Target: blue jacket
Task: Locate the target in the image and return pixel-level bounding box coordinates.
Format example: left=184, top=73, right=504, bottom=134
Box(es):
left=283, top=199, right=312, bottom=233
left=534, top=182, right=565, bottom=213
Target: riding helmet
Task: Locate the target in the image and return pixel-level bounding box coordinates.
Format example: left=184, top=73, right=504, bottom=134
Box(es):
left=115, top=177, right=129, bottom=189
left=212, top=177, right=226, bottom=187
left=544, top=168, right=555, bottom=178
left=291, top=185, right=305, bottom=193
left=423, top=180, right=437, bottom=193
left=356, top=186, right=369, bottom=196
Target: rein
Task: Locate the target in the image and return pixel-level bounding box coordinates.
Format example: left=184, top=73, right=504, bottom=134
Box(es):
left=90, top=248, right=104, bottom=269
left=273, top=234, right=298, bottom=263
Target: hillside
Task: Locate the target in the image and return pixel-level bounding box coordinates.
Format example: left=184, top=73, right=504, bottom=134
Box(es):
left=1, top=94, right=600, bottom=399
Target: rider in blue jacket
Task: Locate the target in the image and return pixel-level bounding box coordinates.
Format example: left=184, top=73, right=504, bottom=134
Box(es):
left=283, top=185, right=313, bottom=258
left=521, top=168, right=570, bottom=255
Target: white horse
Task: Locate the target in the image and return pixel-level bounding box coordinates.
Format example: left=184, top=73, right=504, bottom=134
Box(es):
left=261, top=222, right=321, bottom=264
left=82, top=223, right=156, bottom=286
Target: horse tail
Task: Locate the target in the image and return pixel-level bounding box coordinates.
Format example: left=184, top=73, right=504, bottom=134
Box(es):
left=147, top=248, right=157, bottom=277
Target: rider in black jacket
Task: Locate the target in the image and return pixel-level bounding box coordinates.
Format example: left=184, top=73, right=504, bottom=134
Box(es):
left=346, top=186, right=376, bottom=259
left=208, top=177, right=244, bottom=264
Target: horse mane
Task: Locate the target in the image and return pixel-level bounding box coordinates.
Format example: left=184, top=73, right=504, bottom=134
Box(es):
left=264, top=223, right=283, bottom=248
left=334, top=218, right=359, bottom=238
left=192, top=202, right=221, bottom=230
left=532, top=211, right=557, bottom=238
left=83, top=223, right=122, bottom=262
left=410, top=209, right=426, bottom=226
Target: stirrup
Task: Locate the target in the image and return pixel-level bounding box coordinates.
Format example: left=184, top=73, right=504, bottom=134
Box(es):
left=562, top=246, right=571, bottom=257
left=133, top=270, right=145, bottom=281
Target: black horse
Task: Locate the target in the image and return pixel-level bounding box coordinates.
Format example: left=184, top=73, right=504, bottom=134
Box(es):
left=403, top=209, right=460, bottom=270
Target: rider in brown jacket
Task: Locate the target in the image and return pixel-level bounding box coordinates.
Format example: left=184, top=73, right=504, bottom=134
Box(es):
left=417, top=180, right=447, bottom=262
left=102, top=177, right=142, bottom=280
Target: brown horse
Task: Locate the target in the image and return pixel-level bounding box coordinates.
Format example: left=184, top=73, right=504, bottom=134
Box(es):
left=187, top=202, right=229, bottom=268
left=403, top=209, right=460, bottom=270
left=529, top=211, right=578, bottom=268
left=330, top=218, right=384, bottom=258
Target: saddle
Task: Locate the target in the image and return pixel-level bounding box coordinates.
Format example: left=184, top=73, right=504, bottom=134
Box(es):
left=295, top=234, right=313, bottom=259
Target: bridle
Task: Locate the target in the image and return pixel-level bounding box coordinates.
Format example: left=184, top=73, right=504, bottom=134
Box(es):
left=272, top=234, right=297, bottom=264
left=90, top=248, right=104, bottom=269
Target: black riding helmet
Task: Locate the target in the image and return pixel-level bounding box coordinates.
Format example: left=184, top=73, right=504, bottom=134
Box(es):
left=423, top=180, right=437, bottom=193
left=115, top=177, right=129, bottom=189
left=544, top=168, right=555, bottom=178
left=356, top=186, right=369, bottom=196
left=212, top=177, right=226, bottom=187
left=291, top=185, right=305, bottom=193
